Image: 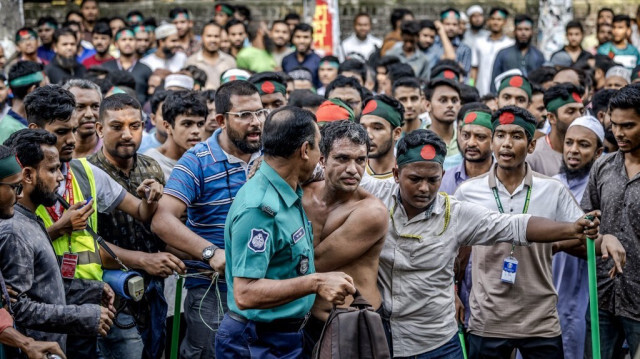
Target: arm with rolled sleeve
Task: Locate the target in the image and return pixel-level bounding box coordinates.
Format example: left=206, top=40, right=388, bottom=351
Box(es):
left=455, top=200, right=531, bottom=247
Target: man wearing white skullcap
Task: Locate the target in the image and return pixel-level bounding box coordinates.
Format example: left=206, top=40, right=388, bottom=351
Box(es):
left=463, top=5, right=489, bottom=51
left=552, top=115, right=605, bottom=359
left=164, top=73, right=195, bottom=91
left=604, top=65, right=632, bottom=90
left=140, top=23, right=187, bottom=72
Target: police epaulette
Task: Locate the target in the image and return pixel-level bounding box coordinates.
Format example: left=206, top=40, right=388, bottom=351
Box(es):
left=260, top=205, right=276, bottom=217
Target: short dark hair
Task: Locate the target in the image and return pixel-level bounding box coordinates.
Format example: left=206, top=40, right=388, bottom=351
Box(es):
left=288, top=90, right=326, bottom=109
left=99, top=93, right=142, bottom=123
left=390, top=8, right=413, bottom=30
left=320, top=120, right=370, bottom=157
left=489, top=7, right=509, bottom=18
left=396, top=129, right=447, bottom=166
left=169, top=7, right=189, bottom=19
left=225, top=18, right=247, bottom=33
left=65, top=10, right=83, bottom=22
left=53, top=27, right=77, bottom=44
left=25, top=85, right=76, bottom=127
left=595, top=54, right=616, bottom=74
left=400, top=21, right=421, bottom=36
left=392, top=76, right=421, bottom=94
left=543, top=83, right=583, bottom=114
left=591, top=89, right=616, bottom=116
left=612, top=14, right=631, bottom=27
left=531, top=84, right=545, bottom=96
left=162, top=90, right=208, bottom=127
left=200, top=89, right=216, bottom=103
left=353, top=12, right=371, bottom=24
left=376, top=56, right=401, bottom=71
left=320, top=55, right=339, bottom=64
left=292, top=23, right=314, bottom=37
left=609, top=84, right=640, bottom=117
left=8, top=61, right=43, bottom=99
left=419, top=19, right=436, bottom=31
left=424, top=79, right=461, bottom=101
left=284, top=13, right=300, bottom=22
left=214, top=80, right=259, bottom=115
left=388, top=63, right=415, bottom=84
left=235, top=5, right=252, bottom=21
left=202, top=20, right=222, bottom=34
left=528, top=66, right=557, bottom=87
left=362, top=94, right=405, bottom=127
left=480, top=93, right=497, bottom=103
left=492, top=106, right=537, bottom=142
left=338, top=59, right=367, bottom=83
left=92, top=21, right=112, bottom=37
left=459, top=84, right=480, bottom=104
left=143, top=17, right=157, bottom=28
left=183, top=65, right=208, bottom=88
left=107, top=70, right=136, bottom=90
left=4, top=129, right=58, bottom=169
left=271, top=20, right=288, bottom=30
left=566, top=20, right=583, bottom=33
left=457, top=102, right=491, bottom=123
left=325, top=76, right=364, bottom=100
left=262, top=106, right=317, bottom=158
left=150, top=90, right=169, bottom=115
left=37, top=16, right=58, bottom=28
left=598, top=8, right=614, bottom=19
left=80, top=0, right=98, bottom=7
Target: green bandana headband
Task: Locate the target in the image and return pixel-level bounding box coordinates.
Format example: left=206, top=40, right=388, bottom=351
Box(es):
left=397, top=143, right=446, bottom=166
left=254, top=80, right=286, bottom=96
left=362, top=98, right=402, bottom=128
left=10, top=71, right=43, bottom=87
left=492, top=111, right=536, bottom=139
left=546, top=92, right=582, bottom=113
left=320, top=60, right=339, bottom=68
left=44, top=22, right=58, bottom=30
left=515, top=19, right=533, bottom=27
left=215, top=4, right=234, bottom=16
left=499, top=75, right=532, bottom=99
left=171, top=12, right=190, bottom=21
left=433, top=69, right=459, bottom=80
left=440, top=10, right=460, bottom=20
left=15, top=29, right=37, bottom=44
left=128, top=15, right=143, bottom=24
left=491, top=9, right=507, bottom=19
left=462, top=111, right=492, bottom=130
left=115, top=29, right=135, bottom=41
left=0, top=155, right=22, bottom=180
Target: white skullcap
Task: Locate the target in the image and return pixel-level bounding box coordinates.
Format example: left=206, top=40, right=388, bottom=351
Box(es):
left=568, top=115, right=605, bottom=144
left=493, top=68, right=523, bottom=93
left=220, top=69, right=251, bottom=84
left=155, top=23, right=178, bottom=40
left=605, top=66, right=631, bottom=83
left=467, top=5, right=483, bottom=16
left=164, top=74, right=194, bottom=90
left=460, top=12, right=469, bottom=22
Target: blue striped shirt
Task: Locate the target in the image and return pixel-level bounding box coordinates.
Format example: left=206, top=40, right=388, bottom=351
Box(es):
left=165, top=129, right=261, bottom=288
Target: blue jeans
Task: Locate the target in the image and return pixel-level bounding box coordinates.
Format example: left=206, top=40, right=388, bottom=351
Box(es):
left=215, top=313, right=303, bottom=359
left=396, top=334, right=464, bottom=359
left=585, top=309, right=640, bottom=359
left=180, top=285, right=228, bottom=359
left=98, top=313, right=144, bottom=359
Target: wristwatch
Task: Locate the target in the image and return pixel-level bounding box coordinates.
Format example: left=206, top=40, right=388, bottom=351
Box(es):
left=202, top=245, right=218, bottom=263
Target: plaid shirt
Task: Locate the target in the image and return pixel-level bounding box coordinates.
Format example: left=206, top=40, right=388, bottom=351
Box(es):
left=88, top=150, right=166, bottom=255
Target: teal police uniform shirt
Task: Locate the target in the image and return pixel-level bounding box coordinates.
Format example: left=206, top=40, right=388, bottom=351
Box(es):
left=225, top=161, right=315, bottom=322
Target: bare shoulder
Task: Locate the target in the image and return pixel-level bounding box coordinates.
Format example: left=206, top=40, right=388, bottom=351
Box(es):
left=352, top=188, right=389, bottom=225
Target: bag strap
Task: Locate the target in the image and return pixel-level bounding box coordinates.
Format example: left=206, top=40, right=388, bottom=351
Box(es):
left=350, top=289, right=372, bottom=309
left=69, top=159, right=92, bottom=200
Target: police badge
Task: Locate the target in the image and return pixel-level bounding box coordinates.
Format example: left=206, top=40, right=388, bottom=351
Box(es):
left=297, top=255, right=309, bottom=275
left=248, top=228, right=269, bottom=253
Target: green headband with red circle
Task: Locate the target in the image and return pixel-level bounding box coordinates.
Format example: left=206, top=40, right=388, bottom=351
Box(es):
left=491, top=110, right=536, bottom=139
left=253, top=80, right=286, bottom=96
left=316, top=98, right=356, bottom=123
left=462, top=111, right=492, bottom=130
left=362, top=98, right=403, bottom=128
left=546, top=92, right=582, bottom=113
left=15, top=29, right=37, bottom=43
left=397, top=143, right=446, bottom=166
left=498, top=75, right=532, bottom=99
left=215, top=4, right=234, bottom=16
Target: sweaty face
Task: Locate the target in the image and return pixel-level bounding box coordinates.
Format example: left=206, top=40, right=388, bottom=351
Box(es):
left=327, top=87, right=362, bottom=117
left=43, top=118, right=78, bottom=163
left=459, top=124, right=493, bottom=163
left=322, top=138, right=367, bottom=193
left=611, top=108, right=640, bottom=153
left=418, top=27, right=436, bottom=50
left=318, top=63, right=338, bottom=86
left=292, top=30, right=312, bottom=53
left=97, top=108, right=144, bottom=160
left=498, top=87, right=530, bottom=109
left=360, top=115, right=397, bottom=159
left=69, top=87, right=101, bottom=139
left=228, top=24, right=247, bottom=49
left=394, top=161, right=443, bottom=214
left=354, top=15, right=371, bottom=40
left=168, top=114, right=205, bottom=152
left=202, top=24, right=221, bottom=54
left=394, top=86, right=421, bottom=122
left=55, top=34, right=78, bottom=58
left=566, top=28, right=583, bottom=48
left=270, top=23, right=290, bottom=47
left=492, top=124, right=534, bottom=170
left=563, top=125, right=601, bottom=173
left=429, top=85, right=461, bottom=124
left=0, top=172, right=23, bottom=219
left=260, top=93, right=287, bottom=111
left=31, top=145, right=64, bottom=207
left=223, top=94, right=264, bottom=154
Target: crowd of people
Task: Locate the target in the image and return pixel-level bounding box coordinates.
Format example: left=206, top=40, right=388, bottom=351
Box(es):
left=0, top=1, right=638, bottom=358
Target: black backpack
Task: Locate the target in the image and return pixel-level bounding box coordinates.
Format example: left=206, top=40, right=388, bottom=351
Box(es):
left=313, top=290, right=391, bottom=359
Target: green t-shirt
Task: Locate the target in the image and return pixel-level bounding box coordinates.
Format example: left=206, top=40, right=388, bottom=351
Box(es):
left=597, top=42, right=640, bottom=68
left=236, top=47, right=277, bottom=73
left=0, top=114, right=27, bottom=145
left=224, top=162, right=315, bottom=322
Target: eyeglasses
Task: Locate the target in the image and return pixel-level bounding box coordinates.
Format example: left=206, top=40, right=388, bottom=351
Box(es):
left=0, top=182, right=23, bottom=196
left=225, top=109, right=269, bottom=122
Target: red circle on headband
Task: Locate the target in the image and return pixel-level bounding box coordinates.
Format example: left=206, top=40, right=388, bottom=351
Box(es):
left=420, top=145, right=436, bottom=160
left=572, top=92, right=581, bottom=102
left=261, top=81, right=275, bottom=94
left=464, top=112, right=477, bottom=124
left=444, top=70, right=456, bottom=79
left=509, top=76, right=523, bottom=87
left=215, top=5, right=222, bottom=12
left=363, top=100, right=377, bottom=114
left=499, top=112, right=516, bottom=124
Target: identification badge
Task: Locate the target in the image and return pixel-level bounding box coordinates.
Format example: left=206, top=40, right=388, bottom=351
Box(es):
left=61, top=252, right=79, bottom=279
left=297, top=255, right=309, bottom=275
left=501, top=256, right=518, bottom=284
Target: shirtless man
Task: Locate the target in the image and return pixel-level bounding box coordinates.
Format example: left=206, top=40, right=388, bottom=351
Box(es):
left=301, top=120, right=388, bottom=356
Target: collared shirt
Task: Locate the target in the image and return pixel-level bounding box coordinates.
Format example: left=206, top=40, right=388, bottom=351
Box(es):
left=553, top=171, right=589, bottom=359
left=526, top=135, right=563, bottom=176
left=360, top=176, right=530, bottom=356
left=87, top=151, right=165, bottom=256
left=439, top=160, right=469, bottom=195
left=185, top=49, right=236, bottom=90
left=427, top=36, right=473, bottom=74
left=491, top=45, right=545, bottom=93
left=225, top=161, right=315, bottom=322
left=164, top=129, right=261, bottom=288
left=363, top=162, right=395, bottom=184
left=180, top=37, right=202, bottom=57
left=581, top=152, right=640, bottom=321
left=282, top=50, right=323, bottom=88
left=472, top=34, right=514, bottom=96
left=455, top=163, right=584, bottom=339
left=340, top=33, right=382, bottom=60
left=386, top=44, right=431, bottom=81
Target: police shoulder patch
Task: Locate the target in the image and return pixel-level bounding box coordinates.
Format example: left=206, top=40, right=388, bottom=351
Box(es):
left=292, top=227, right=305, bottom=244
left=260, top=205, right=276, bottom=217
left=248, top=228, right=270, bottom=253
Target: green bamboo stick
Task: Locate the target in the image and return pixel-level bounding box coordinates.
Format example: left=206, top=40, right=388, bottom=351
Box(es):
left=586, top=215, right=601, bottom=359
left=459, top=325, right=467, bottom=359
left=170, top=276, right=184, bottom=359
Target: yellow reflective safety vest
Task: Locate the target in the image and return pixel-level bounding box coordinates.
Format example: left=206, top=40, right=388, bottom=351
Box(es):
left=36, top=158, right=103, bottom=280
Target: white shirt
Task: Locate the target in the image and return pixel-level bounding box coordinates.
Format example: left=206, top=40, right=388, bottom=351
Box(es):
left=140, top=52, right=187, bottom=72
left=144, top=148, right=177, bottom=182
left=340, top=33, right=382, bottom=61
left=360, top=175, right=530, bottom=356
left=472, top=34, right=514, bottom=96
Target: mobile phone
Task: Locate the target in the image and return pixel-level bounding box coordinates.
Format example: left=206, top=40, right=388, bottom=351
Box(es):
left=84, top=196, right=93, bottom=207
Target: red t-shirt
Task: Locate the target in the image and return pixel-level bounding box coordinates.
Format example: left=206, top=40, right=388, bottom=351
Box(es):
left=82, top=54, right=114, bottom=69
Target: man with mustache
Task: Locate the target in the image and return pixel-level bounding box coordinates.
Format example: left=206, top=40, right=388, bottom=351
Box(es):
left=141, top=23, right=187, bottom=73
left=552, top=116, right=604, bottom=359
left=591, top=88, right=618, bottom=152
left=63, top=79, right=102, bottom=158
left=44, top=28, right=87, bottom=84
left=236, top=21, right=277, bottom=73
left=454, top=106, right=623, bottom=358
left=496, top=74, right=532, bottom=110
left=152, top=80, right=264, bottom=358
left=270, top=20, right=293, bottom=70
left=424, top=79, right=462, bottom=169
left=301, top=120, right=389, bottom=357
left=490, top=14, right=545, bottom=93
left=81, top=21, right=114, bottom=69
left=225, top=19, right=248, bottom=59
left=170, top=7, right=200, bottom=57
left=186, top=21, right=236, bottom=90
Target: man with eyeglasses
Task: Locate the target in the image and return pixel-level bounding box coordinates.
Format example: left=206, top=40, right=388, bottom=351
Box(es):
left=152, top=80, right=264, bottom=358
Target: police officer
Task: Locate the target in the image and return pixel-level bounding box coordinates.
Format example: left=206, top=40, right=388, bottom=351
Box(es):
left=215, top=106, right=356, bottom=358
